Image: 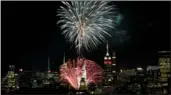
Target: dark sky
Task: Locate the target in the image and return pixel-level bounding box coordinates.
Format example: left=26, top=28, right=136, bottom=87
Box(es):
left=2, top=1, right=170, bottom=75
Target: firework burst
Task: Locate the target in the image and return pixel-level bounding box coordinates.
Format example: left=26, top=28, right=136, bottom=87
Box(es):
left=57, top=1, right=117, bottom=54
left=59, top=58, right=104, bottom=90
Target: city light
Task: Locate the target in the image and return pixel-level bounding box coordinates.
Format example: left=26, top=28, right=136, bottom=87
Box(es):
left=108, top=79, right=111, bottom=81
left=137, top=67, right=142, bottom=71
left=19, top=69, right=23, bottom=72
left=104, top=57, right=107, bottom=60
left=120, top=69, right=123, bottom=73
left=90, top=91, right=94, bottom=94
left=112, top=57, right=116, bottom=59
left=48, top=70, right=51, bottom=73
left=112, top=71, right=116, bottom=73
left=104, top=60, right=112, bottom=64
left=112, top=64, right=116, bottom=66
left=1, top=1, right=170, bottom=95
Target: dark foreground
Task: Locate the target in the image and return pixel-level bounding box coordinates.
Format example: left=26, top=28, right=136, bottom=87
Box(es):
left=2, top=88, right=113, bottom=95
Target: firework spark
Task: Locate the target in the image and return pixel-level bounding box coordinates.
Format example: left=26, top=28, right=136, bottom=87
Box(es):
left=59, top=58, right=104, bottom=90
left=57, top=1, right=117, bottom=54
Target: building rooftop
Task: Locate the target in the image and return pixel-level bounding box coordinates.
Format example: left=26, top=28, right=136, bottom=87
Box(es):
left=158, top=51, right=170, bottom=54
left=147, top=66, right=160, bottom=70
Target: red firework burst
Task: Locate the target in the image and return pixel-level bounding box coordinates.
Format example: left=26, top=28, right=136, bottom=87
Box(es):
left=59, top=58, right=104, bottom=90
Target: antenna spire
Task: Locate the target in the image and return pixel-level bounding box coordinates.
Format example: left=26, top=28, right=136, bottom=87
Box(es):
left=106, top=42, right=109, bottom=56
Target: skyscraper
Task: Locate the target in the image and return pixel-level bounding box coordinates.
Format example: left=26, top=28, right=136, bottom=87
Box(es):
left=158, top=51, right=170, bottom=94
left=112, top=52, right=116, bottom=85
left=104, top=43, right=112, bottom=86
left=4, top=65, right=18, bottom=89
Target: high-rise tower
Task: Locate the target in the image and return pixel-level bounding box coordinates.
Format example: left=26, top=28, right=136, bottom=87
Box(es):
left=158, top=51, right=170, bottom=94
left=112, top=52, right=116, bottom=85
left=104, top=43, right=112, bottom=86
left=4, top=65, right=18, bottom=89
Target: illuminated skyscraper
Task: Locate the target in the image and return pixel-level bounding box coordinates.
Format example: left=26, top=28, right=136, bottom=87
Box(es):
left=104, top=43, right=112, bottom=86
left=6, top=65, right=18, bottom=89
left=112, top=52, right=116, bottom=84
left=158, top=51, right=170, bottom=94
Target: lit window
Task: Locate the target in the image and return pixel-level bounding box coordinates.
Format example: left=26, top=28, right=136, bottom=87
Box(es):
left=108, top=79, right=111, bottom=81
left=112, top=57, right=116, bottom=59
left=120, top=69, right=122, bottom=73
left=91, top=92, right=94, bottom=94
left=137, top=67, right=142, bottom=71
left=17, top=86, right=19, bottom=89
left=161, top=74, right=167, bottom=78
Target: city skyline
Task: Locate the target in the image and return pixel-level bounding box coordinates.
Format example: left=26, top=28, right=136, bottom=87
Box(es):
left=2, top=1, right=170, bottom=75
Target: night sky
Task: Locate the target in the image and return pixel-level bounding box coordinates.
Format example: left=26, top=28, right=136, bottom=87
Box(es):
left=2, top=1, right=170, bottom=76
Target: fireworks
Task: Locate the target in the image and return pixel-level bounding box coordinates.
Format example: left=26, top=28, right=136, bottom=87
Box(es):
left=59, top=58, right=104, bottom=90
left=57, top=1, right=117, bottom=54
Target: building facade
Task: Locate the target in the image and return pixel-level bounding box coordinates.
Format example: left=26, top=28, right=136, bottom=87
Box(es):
left=112, top=52, right=117, bottom=85
left=158, top=51, right=170, bottom=94
left=104, top=43, right=116, bottom=86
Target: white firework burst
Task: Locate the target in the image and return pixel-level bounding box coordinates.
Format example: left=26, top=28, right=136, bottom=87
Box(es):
left=57, top=1, right=117, bottom=54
